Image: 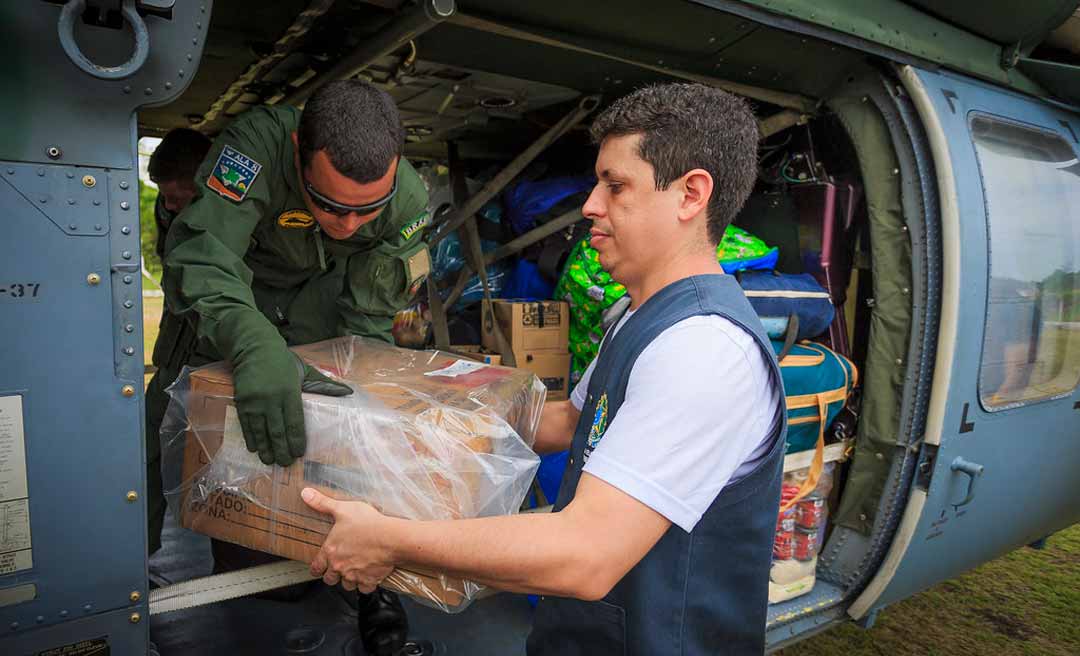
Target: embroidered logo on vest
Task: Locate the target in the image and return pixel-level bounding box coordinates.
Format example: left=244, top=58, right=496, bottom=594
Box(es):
left=584, top=393, right=608, bottom=462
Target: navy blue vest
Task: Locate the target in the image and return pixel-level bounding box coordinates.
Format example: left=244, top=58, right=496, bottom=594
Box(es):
left=526, top=274, right=787, bottom=656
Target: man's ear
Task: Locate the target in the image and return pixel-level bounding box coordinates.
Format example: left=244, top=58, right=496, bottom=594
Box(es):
left=291, top=131, right=299, bottom=148
left=677, top=169, right=713, bottom=223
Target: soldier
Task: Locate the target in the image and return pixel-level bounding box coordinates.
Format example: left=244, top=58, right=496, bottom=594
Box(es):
left=148, top=80, right=430, bottom=656
left=147, top=127, right=212, bottom=262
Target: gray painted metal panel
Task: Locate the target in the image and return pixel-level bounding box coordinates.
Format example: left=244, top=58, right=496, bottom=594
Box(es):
left=0, top=2, right=211, bottom=168
left=0, top=2, right=212, bottom=653
left=2, top=606, right=147, bottom=656
left=865, top=67, right=1080, bottom=612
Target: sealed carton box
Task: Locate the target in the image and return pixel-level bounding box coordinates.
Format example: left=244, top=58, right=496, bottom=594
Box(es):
left=166, top=337, right=544, bottom=612
left=516, top=351, right=571, bottom=402
left=481, top=300, right=570, bottom=360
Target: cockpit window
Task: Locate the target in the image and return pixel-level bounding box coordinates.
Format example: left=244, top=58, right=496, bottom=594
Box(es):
left=971, top=114, right=1080, bottom=410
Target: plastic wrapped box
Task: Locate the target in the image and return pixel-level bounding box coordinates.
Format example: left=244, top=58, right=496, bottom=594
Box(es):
left=162, top=336, right=545, bottom=612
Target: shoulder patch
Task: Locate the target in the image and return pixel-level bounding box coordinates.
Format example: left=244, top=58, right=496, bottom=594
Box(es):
left=277, top=209, right=315, bottom=229
left=206, top=145, right=262, bottom=203
left=400, top=212, right=430, bottom=241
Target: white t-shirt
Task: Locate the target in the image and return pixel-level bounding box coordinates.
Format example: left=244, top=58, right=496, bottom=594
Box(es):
left=570, top=310, right=782, bottom=533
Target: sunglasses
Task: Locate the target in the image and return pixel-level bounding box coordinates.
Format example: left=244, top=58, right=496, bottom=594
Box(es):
left=303, top=175, right=397, bottom=217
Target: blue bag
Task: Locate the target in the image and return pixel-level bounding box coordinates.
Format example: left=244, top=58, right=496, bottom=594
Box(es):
left=739, top=271, right=835, bottom=340
left=503, top=175, right=595, bottom=234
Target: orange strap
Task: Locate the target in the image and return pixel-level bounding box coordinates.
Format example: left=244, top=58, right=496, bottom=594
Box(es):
left=779, top=394, right=827, bottom=512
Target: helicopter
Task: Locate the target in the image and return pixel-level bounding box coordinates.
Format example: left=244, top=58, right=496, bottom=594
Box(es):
left=2, top=1, right=1079, bottom=653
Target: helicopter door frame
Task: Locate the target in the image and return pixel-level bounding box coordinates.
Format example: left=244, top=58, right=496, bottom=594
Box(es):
left=850, top=64, right=1080, bottom=619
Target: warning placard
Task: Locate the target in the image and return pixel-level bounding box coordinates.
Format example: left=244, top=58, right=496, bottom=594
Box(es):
left=0, top=395, right=29, bottom=501
left=0, top=396, right=31, bottom=575
left=37, top=636, right=110, bottom=656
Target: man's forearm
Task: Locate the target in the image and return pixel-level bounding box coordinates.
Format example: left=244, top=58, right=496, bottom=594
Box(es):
left=533, top=399, right=579, bottom=454
left=379, top=511, right=600, bottom=599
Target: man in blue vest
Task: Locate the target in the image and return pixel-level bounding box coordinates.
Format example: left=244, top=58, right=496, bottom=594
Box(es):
left=300, top=83, right=787, bottom=655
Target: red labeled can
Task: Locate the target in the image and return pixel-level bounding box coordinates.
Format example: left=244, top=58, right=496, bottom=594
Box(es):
left=796, top=497, right=827, bottom=530
left=773, top=528, right=794, bottom=560
left=774, top=506, right=795, bottom=559
left=794, top=527, right=819, bottom=561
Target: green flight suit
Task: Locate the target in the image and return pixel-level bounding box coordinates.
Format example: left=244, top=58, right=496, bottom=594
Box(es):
left=145, top=104, right=430, bottom=554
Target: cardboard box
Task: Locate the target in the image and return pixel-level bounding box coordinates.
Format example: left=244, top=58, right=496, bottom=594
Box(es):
left=481, top=300, right=570, bottom=361
left=516, top=351, right=571, bottom=402
left=176, top=338, right=544, bottom=610
left=449, top=344, right=502, bottom=366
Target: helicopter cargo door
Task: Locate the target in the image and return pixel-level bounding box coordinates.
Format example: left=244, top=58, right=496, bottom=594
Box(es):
left=849, top=65, right=1080, bottom=619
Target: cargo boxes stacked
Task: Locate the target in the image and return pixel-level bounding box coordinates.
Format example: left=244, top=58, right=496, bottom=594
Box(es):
left=481, top=300, right=572, bottom=401
left=163, top=336, right=544, bottom=613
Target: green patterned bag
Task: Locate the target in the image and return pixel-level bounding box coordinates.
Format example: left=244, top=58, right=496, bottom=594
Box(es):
left=555, top=225, right=778, bottom=380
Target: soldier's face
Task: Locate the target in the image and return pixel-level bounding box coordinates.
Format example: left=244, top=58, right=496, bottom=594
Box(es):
left=158, top=179, right=197, bottom=214
left=296, top=147, right=398, bottom=241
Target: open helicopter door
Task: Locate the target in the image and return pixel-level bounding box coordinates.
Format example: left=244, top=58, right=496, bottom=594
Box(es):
left=848, top=65, right=1080, bottom=621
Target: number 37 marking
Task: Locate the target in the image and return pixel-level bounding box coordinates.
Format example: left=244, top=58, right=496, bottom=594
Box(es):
left=3, top=283, right=41, bottom=299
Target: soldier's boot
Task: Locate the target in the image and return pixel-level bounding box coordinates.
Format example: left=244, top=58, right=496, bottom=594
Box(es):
left=357, top=589, right=409, bottom=656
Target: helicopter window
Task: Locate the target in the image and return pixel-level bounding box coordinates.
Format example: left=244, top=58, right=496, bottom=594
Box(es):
left=971, top=114, right=1080, bottom=410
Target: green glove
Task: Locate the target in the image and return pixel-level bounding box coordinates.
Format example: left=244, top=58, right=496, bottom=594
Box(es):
left=232, top=345, right=353, bottom=467
left=232, top=341, right=304, bottom=467
left=295, top=353, right=353, bottom=397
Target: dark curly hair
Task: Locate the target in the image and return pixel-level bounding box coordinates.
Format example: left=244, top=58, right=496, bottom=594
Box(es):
left=297, top=79, right=404, bottom=183
left=589, top=83, right=758, bottom=244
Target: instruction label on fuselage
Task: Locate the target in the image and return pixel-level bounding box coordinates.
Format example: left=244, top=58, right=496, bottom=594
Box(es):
left=0, top=395, right=32, bottom=574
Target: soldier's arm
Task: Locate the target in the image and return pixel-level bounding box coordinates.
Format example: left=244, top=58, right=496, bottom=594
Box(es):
left=162, top=114, right=282, bottom=361
left=337, top=160, right=431, bottom=342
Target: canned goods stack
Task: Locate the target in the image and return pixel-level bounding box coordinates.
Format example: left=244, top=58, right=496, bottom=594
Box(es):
left=769, top=463, right=835, bottom=604
left=773, top=483, right=800, bottom=560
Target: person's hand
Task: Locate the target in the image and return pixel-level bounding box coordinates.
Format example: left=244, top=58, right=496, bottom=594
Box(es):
left=232, top=343, right=305, bottom=466
left=302, top=487, right=395, bottom=593
left=233, top=347, right=352, bottom=466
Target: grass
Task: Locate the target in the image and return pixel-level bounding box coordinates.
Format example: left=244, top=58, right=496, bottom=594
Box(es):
left=138, top=301, right=1078, bottom=654
left=779, top=524, right=1080, bottom=655
left=144, top=294, right=163, bottom=388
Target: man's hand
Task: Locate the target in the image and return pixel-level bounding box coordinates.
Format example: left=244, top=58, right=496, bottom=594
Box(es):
left=302, top=487, right=395, bottom=593
left=233, top=347, right=353, bottom=467
left=233, top=343, right=305, bottom=466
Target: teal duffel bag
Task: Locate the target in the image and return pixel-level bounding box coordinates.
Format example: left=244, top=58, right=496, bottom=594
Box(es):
left=772, top=340, right=857, bottom=454
left=771, top=340, right=857, bottom=509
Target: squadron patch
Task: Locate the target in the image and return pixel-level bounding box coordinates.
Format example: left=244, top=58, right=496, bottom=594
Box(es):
left=206, top=145, right=262, bottom=203
left=400, top=212, right=430, bottom=241
left=277, top=209, right=315, bottom=229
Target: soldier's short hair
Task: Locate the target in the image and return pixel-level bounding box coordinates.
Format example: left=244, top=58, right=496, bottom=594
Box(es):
left=148, top=128, right=212, bottom=184
left=589, top=83, right=759, bottom=244
left=298, top=80, right=404, bottom=183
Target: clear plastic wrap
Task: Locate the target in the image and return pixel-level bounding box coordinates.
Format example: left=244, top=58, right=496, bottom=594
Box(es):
left=161, top=336, right=545, bottom=613
left=769, top=462, right=834, bottom=604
